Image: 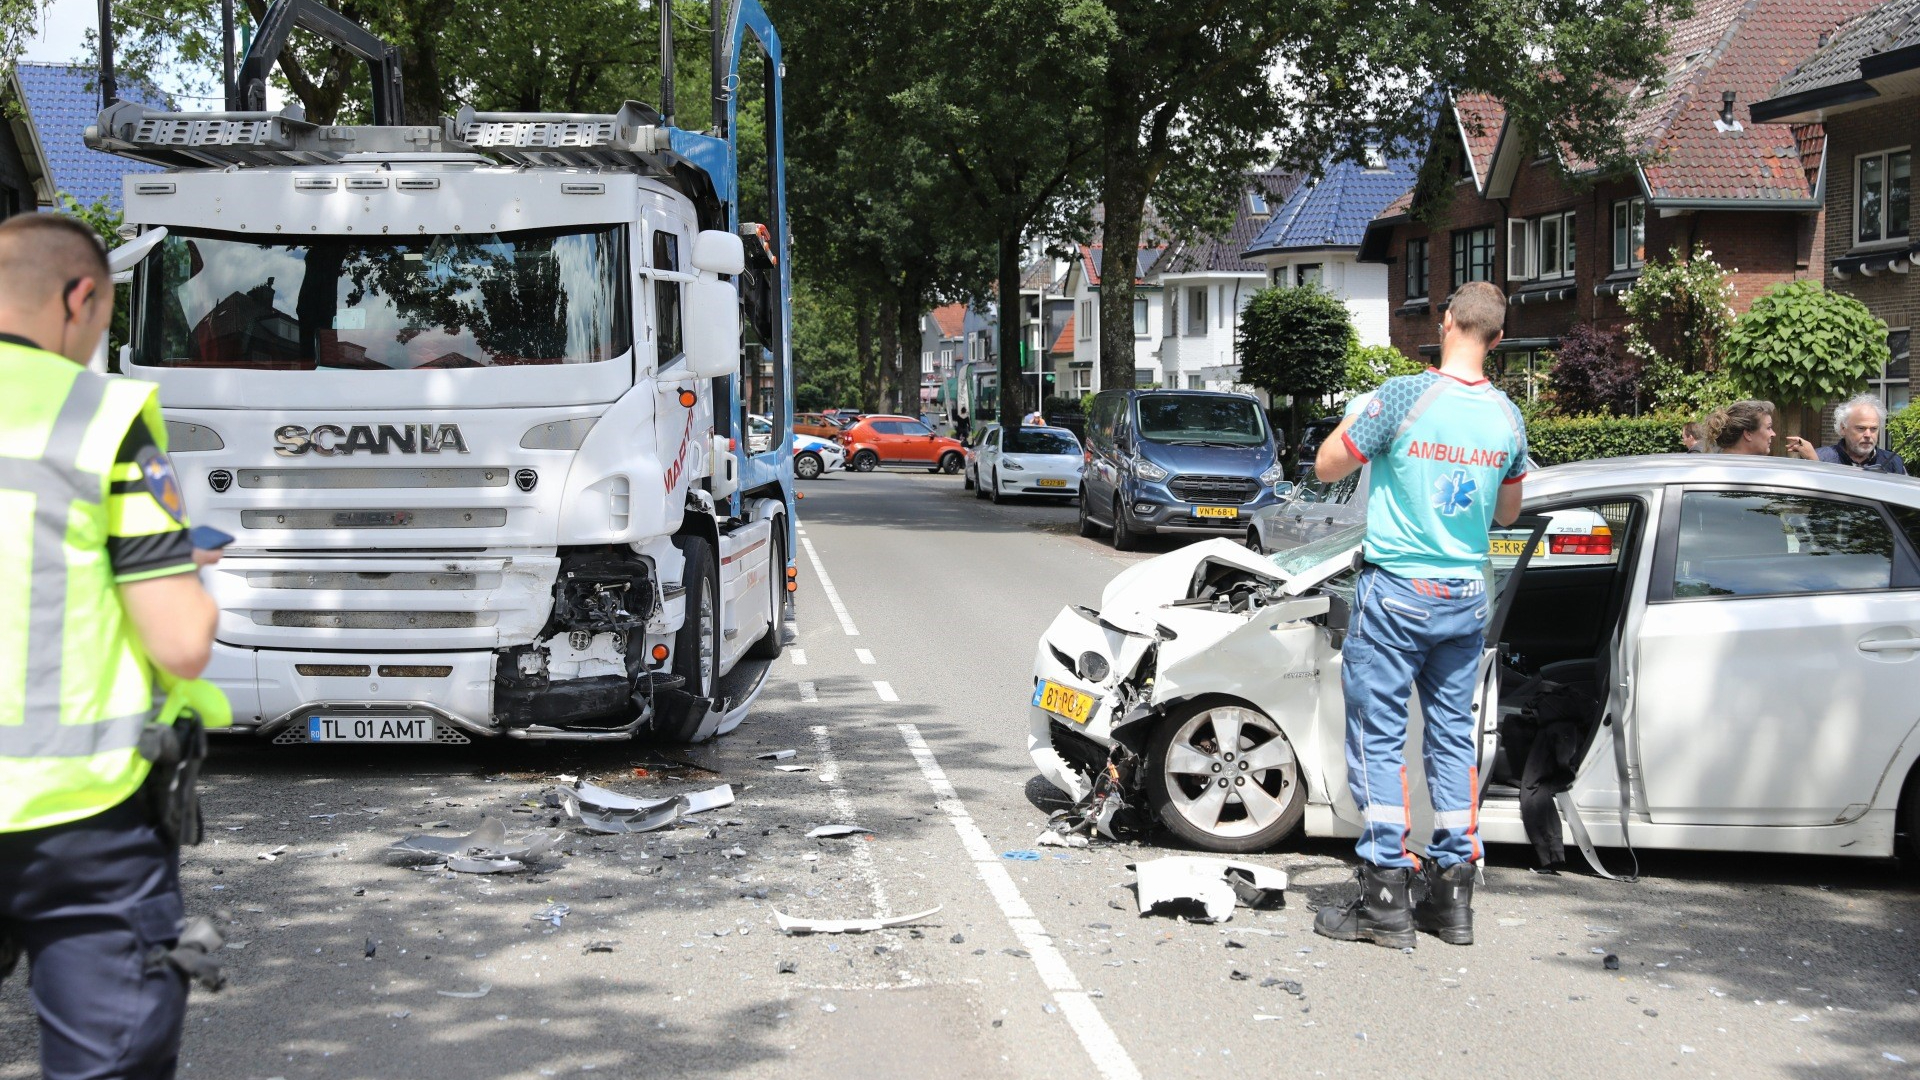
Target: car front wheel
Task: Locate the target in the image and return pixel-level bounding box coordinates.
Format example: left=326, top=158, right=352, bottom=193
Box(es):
left=989, top=469, right=1004, bottom=504
left=1111, top=498, right=1140, bottom=551
left=1077, top=487, right=1102, bottom=537
left=1146, top=701, right=1305, bottom=853
left=938, top=451, right=963, bottom=474
left=852, top=450, right=878, bottom=472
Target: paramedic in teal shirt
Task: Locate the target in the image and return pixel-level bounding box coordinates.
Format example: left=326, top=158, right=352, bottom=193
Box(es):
left=1310, top=281, right=1526, bottom=950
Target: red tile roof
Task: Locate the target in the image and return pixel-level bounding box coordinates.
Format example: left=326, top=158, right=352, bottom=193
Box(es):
left=1050, top=315, right=1075, bottom=355
left=931, top=303, right=966, bottom=339
left=1453, top=93, right=1507, bottom=189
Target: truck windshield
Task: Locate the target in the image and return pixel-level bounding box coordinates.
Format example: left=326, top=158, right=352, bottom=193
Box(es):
left=132, top=224, right=631, bottom=370
left=1134, top=394, right=1268, bottom=447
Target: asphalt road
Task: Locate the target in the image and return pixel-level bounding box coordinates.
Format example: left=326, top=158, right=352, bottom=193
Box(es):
left=5, top=469, right=1919, bottom=1079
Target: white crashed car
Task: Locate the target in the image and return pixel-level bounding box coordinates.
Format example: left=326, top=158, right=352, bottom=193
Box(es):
left=793, top=433, right=844, bottom=480
left=1030, top=455, right=1920, bottom=862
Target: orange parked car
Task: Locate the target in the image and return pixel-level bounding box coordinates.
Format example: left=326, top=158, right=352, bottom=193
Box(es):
left=840, top=414, right=966, bottom=473
left=795, top=412, right=851, bottom=440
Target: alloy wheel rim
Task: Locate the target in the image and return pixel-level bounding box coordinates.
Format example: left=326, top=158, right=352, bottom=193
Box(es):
left=1163, top=706, right=1297, bottom=839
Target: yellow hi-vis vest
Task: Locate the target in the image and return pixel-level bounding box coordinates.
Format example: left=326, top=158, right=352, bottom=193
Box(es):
left=0, top=340, right=226, bottom=832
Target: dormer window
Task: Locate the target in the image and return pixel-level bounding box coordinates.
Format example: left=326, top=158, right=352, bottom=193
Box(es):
left=1363, top=144, right=1388, bottom=171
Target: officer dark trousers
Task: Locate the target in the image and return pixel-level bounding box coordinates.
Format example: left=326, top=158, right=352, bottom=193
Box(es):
left=0, top=798, right=186, bottom=1080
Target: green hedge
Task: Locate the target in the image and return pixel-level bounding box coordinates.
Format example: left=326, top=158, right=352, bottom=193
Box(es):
left=1889, top=405, right=1920, bottom=467
left=1525, top=412, right=1686, bottom=466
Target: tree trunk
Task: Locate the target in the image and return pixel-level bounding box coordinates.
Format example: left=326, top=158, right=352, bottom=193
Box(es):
left=856, top=302, right=878, bottom=411
left=1097, top=144, right=1153, bottom=394
left=399, top=0, right=453, bottom=125
left=877, top=296, right=900, bottom=413
left=997, top=232, right=1029, bottom=423
left=898, top=301, right=923, bottom=418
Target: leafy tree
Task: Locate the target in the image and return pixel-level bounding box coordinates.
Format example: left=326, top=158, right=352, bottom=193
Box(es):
left=1237, top=284, right=1352, bottom=453
left=0, top=2, right=48, bottom=106
left=1344, top=341, right=1424, bottom=396
left=58, top=193, right=132, bottom=354
left=1621, top=245, right=1737, bottom=413
left=1888, top=405, right=1920, bottom=467
left=1723, top=281, right=1887, bottom=419
left=1088, top=0, right=1689, bottom=392
left=1547, top=324, right=1639, bottom=416
left=792, top=279, right=862, bottom=411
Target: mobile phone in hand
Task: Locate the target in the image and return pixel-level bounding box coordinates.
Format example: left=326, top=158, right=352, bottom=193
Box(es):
left=189, top=525, right=235, bottom=550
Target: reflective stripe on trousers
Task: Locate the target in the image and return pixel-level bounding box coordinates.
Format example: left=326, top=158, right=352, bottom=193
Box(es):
left=0, top=372, right=151, bottom=758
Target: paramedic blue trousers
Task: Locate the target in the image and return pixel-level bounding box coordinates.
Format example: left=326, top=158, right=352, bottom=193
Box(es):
left=1342, top=566, right=1486, bottom=869
left=0, top=798, right=187, bottom=1080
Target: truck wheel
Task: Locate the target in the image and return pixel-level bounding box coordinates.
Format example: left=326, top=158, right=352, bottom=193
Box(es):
left=654, top=537, right=721, bottom=742
left=852, top=450, right=878, bottom=472
left=795, top=452, right=822, bottom=480
left=1111, top=497, right=1140, bottom=551
left=938, top=452, right=963, bottom=474
left=747, top=531, right=788, bottom=660
left=1146, top=700, right=1305, bottom=853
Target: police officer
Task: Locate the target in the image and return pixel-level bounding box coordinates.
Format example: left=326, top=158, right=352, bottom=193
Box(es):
left=0, top=213, right=223, bottom=1079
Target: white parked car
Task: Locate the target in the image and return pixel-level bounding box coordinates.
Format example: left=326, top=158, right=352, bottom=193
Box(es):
left=971, top=425, right=1084, bottom=504
left=748, top=413, right=774, bottom=455
left=793, top=433, right=844, bottom=479
left=1029, top=455, right=1920, bottom=862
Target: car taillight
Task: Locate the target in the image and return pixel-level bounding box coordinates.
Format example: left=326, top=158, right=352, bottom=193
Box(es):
left=1548, top=527, right=1612, bottom=556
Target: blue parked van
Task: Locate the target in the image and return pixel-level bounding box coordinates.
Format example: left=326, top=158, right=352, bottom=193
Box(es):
left=1077, top=389, right=1290, bottom=551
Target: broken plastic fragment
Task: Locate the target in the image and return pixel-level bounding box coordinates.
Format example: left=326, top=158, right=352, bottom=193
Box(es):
left=806, top=825, right=872, bottom=839
left=682, top=785, right=735, bottom=814
left=435, top=984, right=492, bottom=999
left=772, top=765, right=811, bottom=773
left=756, top=750, right=798, bottom=761
left=772, top=905, right=943, bottom=935
left=1132, top=857, right=1288, bottom=924
left=563, top=791, right=686, bottom=834
left=257, top=845, right=288, bottom=861
left=446, top=855, right=526, bottom=874
left=532, top=904, right=570, bottom=927
left=1036, top=830, right=1088, bottom=849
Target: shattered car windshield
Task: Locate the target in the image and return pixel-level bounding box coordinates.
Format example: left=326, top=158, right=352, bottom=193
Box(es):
left=132, top=224, right=632, bottom=371
left=1267, top=524, right=1366, bottom=577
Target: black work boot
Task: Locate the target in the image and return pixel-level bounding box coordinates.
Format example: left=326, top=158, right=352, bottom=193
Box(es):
left=1313, top=863, right=1415, bottom=948
left=1414, top=861, right=1476, bottom=945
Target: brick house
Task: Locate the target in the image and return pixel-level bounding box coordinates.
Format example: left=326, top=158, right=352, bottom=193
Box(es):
left=1752, top=0, right=1917, bottom=416
left=1358, top=0, right=1878, bottom=401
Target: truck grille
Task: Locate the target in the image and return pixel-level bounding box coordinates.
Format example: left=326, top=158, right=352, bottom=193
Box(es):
left=1169, top=475, right=1259, bottom=504
left=259, top=611, right=497, bottom=630
left=241, top=508, right=508, bottom=530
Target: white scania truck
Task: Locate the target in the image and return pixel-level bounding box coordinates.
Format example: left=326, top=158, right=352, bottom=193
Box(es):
left=87, top=0, right=798, bottom=745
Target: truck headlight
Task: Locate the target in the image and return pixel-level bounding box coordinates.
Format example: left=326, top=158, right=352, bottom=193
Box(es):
left=1132, top=457, right=1168, bottom=482
left=1259, top=462, right=1287, bottom=485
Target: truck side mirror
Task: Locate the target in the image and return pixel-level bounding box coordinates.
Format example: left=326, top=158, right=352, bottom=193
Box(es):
left=690, top=230, right=746, bottom=275
left=679, top=276, right=740, bottom=379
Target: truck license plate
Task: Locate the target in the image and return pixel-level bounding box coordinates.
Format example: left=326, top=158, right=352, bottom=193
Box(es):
left=1192, top=506, right=1239, bottom=519
left=308, top=715, right=435, bottom=742
left=1032, top=680, right=1096, bottom=724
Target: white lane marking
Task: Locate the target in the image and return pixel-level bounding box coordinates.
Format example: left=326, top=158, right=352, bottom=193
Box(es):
left=873, top=681, right=898, bottom=702
left=791, top=648, right=808, bottom=666
left=798, top=681, right=818, bottom=703
left=855, top=648, right=875, bottom=665
left=799, top=536, right=860, bottom=637
left=897, top=724, right=1142, bottom=1080
left=810, top=724, right=890, bottom=914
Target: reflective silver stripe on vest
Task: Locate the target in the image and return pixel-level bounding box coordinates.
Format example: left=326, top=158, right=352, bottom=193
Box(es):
left=0, top=372, right=149, bottom=758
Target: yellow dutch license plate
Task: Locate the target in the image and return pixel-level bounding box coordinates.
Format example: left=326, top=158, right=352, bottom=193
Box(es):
left=1032, top=680, right=1096, bottom=724
left=1489, top=537, right=1546, bottom=557
left=1192, top=506, right=1239, bottom=519
left=1037, top=478, right=1068, bottom=488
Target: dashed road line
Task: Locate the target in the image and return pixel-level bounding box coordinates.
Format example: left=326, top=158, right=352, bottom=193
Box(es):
left=854, top=648, right=875, bottom=665
left=791, top=648, right=808, bottom=666
left=873, top=681, right=898, bottom=702
left=897, top=723, right=1142, bottom=1080
left=798, top=680, right=818, bottom=703
left=799, top=536, right=860, bottom=637
left=810, top=724, right=891, bottom=914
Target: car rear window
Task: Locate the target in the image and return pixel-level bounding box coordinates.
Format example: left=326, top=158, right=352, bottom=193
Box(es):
left=1671, top=491, right=1895, bottom=598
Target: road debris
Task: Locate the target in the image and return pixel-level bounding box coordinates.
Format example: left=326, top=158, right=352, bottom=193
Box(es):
left=532, top=904, right=571, bottom=928
left=1035, top=830, right=1088, bottom=849
left=806, top=824, right=872, bottom=839
left=772, top=764, right=812, bottom=773
left=435, top=985, right=492, bottom=999
left=388, top=817, right=560, bottom=873
left=1603, top=954, right=1620, bottom=971
left=756, top=750, right=798, bottom=760
left=772, top=906, right=943, bottom=935
left=584, top=941, right=619, bottom=954
left=1001, top=850, right=1040, bottom=861
left=1132, top=857, right=1288, bottom=923
left=257, top=845, right=288, bottom=862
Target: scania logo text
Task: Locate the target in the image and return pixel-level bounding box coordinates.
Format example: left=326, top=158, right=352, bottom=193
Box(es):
left=273, top=423, right=471, bottom=457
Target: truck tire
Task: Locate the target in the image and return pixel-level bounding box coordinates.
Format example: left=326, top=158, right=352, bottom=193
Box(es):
left=654, top=536, right=721, bottom=742
left=852, top=450, right=878, bottom=472
left=795, top=452, right=823, bottom=480
left=747, top=531, right=788, bottom=660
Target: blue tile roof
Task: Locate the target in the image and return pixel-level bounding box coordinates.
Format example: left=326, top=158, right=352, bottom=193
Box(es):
left=15, top=62, right=165, bottom=212
left=1242, top=153, right=1418, bottom=256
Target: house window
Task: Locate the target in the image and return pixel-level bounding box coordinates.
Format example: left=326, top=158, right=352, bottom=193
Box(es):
left=1296, top=263, right=1323, bottom=287
left=1187, top=373, right=1205, bottom=390
left=1133, top=298, right=1149, bottom=336
left=1405, top=238, right=1429, bottom=300
left=1872, top=328, right=1911, bottom=415
left=1135, top=366, right=1155, bottom=388
left=1611, top=198, right=1646, bottom=270
left=1363, top=144, right=1388, bottom=171
left=1080, top=300, right=1093, bottom=339
left=1248, top=190, right=1269, bottom=215
left=1508, top=211, right=1576, bottom=282
left=1451, top=227, right=1495, bottom=288
left=1187, top=287, right=1208, bottom=336
left=1857, top=149, right=1911, bottom=245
